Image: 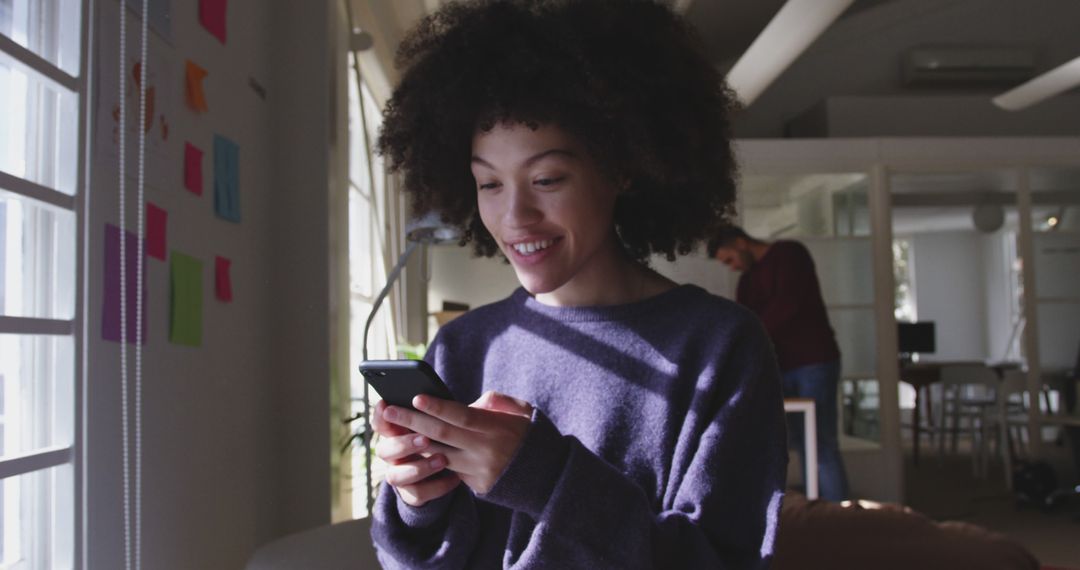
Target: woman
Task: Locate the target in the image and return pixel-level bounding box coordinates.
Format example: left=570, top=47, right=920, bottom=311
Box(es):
left=370, top=1, right=787, bottom=567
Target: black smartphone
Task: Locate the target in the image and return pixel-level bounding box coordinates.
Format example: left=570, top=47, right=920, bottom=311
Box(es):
left=359, top=359, right=456, bottom=410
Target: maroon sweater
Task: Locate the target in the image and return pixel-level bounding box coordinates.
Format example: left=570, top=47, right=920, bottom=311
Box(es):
left=736, top=240, right=840, bottom=372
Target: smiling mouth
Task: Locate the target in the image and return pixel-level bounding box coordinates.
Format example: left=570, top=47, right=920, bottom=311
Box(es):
left=510, top=238, right=557, bottom=256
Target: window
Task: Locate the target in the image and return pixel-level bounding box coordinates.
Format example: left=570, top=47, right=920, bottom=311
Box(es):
left=346, top=54, right=396, bottom=518
left=892, top=238, right=915, bottom=322
left=0, top=0, right=84, bottom=567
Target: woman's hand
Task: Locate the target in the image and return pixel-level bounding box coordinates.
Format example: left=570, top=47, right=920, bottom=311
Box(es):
left=373, top=399, right=461, bottom=507
left=381, top=391, right=534, bottom=495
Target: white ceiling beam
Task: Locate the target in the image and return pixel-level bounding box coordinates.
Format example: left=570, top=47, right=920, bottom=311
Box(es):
left=725, top=0, right=854, bottom=106
left=993, top=54, right=1080, bottom=111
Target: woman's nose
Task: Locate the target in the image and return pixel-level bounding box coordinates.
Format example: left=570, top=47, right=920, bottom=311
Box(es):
left=503, top=184, right=542, bottom=228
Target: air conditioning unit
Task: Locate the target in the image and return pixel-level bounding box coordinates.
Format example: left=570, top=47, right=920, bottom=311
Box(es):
left=902, top=46, right=1037, bottom=86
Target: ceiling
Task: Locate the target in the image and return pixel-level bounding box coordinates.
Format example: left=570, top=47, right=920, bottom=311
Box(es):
left=684, top=0, right=895, bottom=70
left=361, top=0, right=897, bottom=70
left=349, top=1, right=1080, bottom=233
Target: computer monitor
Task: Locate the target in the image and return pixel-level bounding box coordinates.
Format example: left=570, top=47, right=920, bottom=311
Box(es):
left=898, top=322, right=936, bottom=355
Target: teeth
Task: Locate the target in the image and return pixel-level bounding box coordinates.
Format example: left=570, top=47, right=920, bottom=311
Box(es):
left=513, top=239, right=553, bottom=255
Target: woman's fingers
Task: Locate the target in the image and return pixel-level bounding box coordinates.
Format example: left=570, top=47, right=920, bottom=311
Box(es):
left=385, top=453, right=450, bottom=488
left=373, top=400, right=411, bottom=437
left=413, top=395, right=484, bottom=430
left=381, top=394, right=535, bottom=495
left=396, top=471, right=462, bottom=507
left=383, top=404, right=470, bottom=448
left=471, top=390, right=533, bottom=418
left=375, top=432, right=432, bottom=463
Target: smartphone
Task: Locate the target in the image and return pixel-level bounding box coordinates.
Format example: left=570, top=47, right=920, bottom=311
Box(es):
left=359, top=359, right=456, bottom=410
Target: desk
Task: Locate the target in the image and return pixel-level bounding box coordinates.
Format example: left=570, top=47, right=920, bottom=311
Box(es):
left=900, top=361, right=1022, bottom=465
left=784, top=398, right=818, bottom=500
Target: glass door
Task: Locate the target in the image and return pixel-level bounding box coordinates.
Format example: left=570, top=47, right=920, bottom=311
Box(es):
left=740, top=172, right=880, bottom=444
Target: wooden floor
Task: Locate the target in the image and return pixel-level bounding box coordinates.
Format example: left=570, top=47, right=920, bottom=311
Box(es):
left=903, top=440, right=1080, bottom=568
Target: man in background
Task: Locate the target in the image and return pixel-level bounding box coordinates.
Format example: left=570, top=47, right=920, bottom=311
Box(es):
left=709, top=226, right=850, bottom=501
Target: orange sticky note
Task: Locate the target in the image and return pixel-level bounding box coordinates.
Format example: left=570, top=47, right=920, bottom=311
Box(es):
left=185, top=60, right=209, bottom=113
left=184, top=142, right=203, bottom=196
left=146, top=203, right=167, bottom=261
left=215, top=256, right=233, bottom=302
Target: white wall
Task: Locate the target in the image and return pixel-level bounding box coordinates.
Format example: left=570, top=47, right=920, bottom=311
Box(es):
left=907, top=229, right=1020, bottom=364
left=909, top=231, right=989, bottom=361
left=267, top=0, right=334, bottom=542
left=427, top=245, right=519, bottom=328
left=86, top=0, right=336, bottom=568
left=786, top=95, right=1080, bottom=138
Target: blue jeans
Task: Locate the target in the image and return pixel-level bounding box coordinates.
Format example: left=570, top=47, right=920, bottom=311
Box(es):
left=783, top=360, right=850, bottom=501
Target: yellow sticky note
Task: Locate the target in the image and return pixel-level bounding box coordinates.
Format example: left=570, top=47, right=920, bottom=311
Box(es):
left=185, top=60, right=209, bottom=113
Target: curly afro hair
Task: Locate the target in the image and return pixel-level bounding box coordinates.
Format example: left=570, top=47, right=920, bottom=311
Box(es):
left=376, top=0, right=740, bottom=262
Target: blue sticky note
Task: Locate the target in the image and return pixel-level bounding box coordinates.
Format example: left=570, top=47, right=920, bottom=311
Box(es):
left=214, top=134, right=241, bottom=222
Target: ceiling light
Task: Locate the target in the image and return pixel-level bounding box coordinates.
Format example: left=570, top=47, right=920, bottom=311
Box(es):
left=725, top=0, right=854, bottom=106
left=993, top=54, right=1080, bottom=111
left=1047, top=216, right=1059, bottom=228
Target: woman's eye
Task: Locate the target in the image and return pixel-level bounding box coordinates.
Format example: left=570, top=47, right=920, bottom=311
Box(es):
left=533, top=177, right=564, bottom=187
left=478, top=181, right=501, bottom=191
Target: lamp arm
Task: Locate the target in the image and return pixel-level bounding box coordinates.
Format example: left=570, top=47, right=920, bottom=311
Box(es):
left=360, top=239, right=419, bottom=514
left=362, top=240, right=419, bottom=362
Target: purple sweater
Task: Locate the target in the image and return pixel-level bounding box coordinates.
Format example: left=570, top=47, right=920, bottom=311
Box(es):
left=371, top=285, right=787, bottom=568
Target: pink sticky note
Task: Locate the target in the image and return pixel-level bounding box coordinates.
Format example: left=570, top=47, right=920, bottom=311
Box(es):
left=184, top=142, right=203, bottom=196
left=215, top=256, right=233, bottom=302
left=146, top=203, right=167, bottom=260
left=199, top=0, right=228, bottom=44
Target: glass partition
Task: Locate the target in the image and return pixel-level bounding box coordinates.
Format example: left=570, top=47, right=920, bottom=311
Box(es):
left=889, top=169, right=1021, bottom=460
left=741, top=172, right=880, bottom=442
left=1029, top=168, right=1080, bottom=408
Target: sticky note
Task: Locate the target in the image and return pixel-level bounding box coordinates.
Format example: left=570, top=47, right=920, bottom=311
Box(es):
left=184, top=142, right=203, bottom=196
left=185, top=60, right=209, bottom=113
left=213, top=134, right=240, bottom=222
left=215, top=256, right=233, bottom=302
left=169, top=252, right=203, bottom=347
left=199, top=0, right=227, bottom=44
left=146, top=203, right=167, bottom=260
left=102, top=224, right=148, bottom=344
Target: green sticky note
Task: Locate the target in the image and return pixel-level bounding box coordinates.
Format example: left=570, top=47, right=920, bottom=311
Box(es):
left=170, top=252, right=203, bottom=346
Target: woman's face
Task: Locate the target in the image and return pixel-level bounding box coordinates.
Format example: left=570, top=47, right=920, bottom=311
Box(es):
left=471, top=122, right=622, bottom=299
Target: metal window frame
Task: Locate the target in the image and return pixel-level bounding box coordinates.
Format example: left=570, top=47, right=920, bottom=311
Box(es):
left=0, top=446, right=72, bottom=479
left=0, top=171, right=76, bottom=211
left=0, top=32, right=79, bottom=93
left=0, top=316, right=74, bottom=335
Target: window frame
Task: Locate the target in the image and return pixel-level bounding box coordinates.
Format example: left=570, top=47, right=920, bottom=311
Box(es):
left=345, top=54, right=399, bottom=519
left=0, top=0, right=88, bottom=566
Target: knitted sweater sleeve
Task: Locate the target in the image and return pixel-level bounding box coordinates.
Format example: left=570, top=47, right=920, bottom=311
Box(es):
left=370, top=336, right=482, bottom=570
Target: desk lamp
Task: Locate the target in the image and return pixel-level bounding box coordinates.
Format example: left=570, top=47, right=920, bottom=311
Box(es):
left=359, top=212, right=461, bottom=512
